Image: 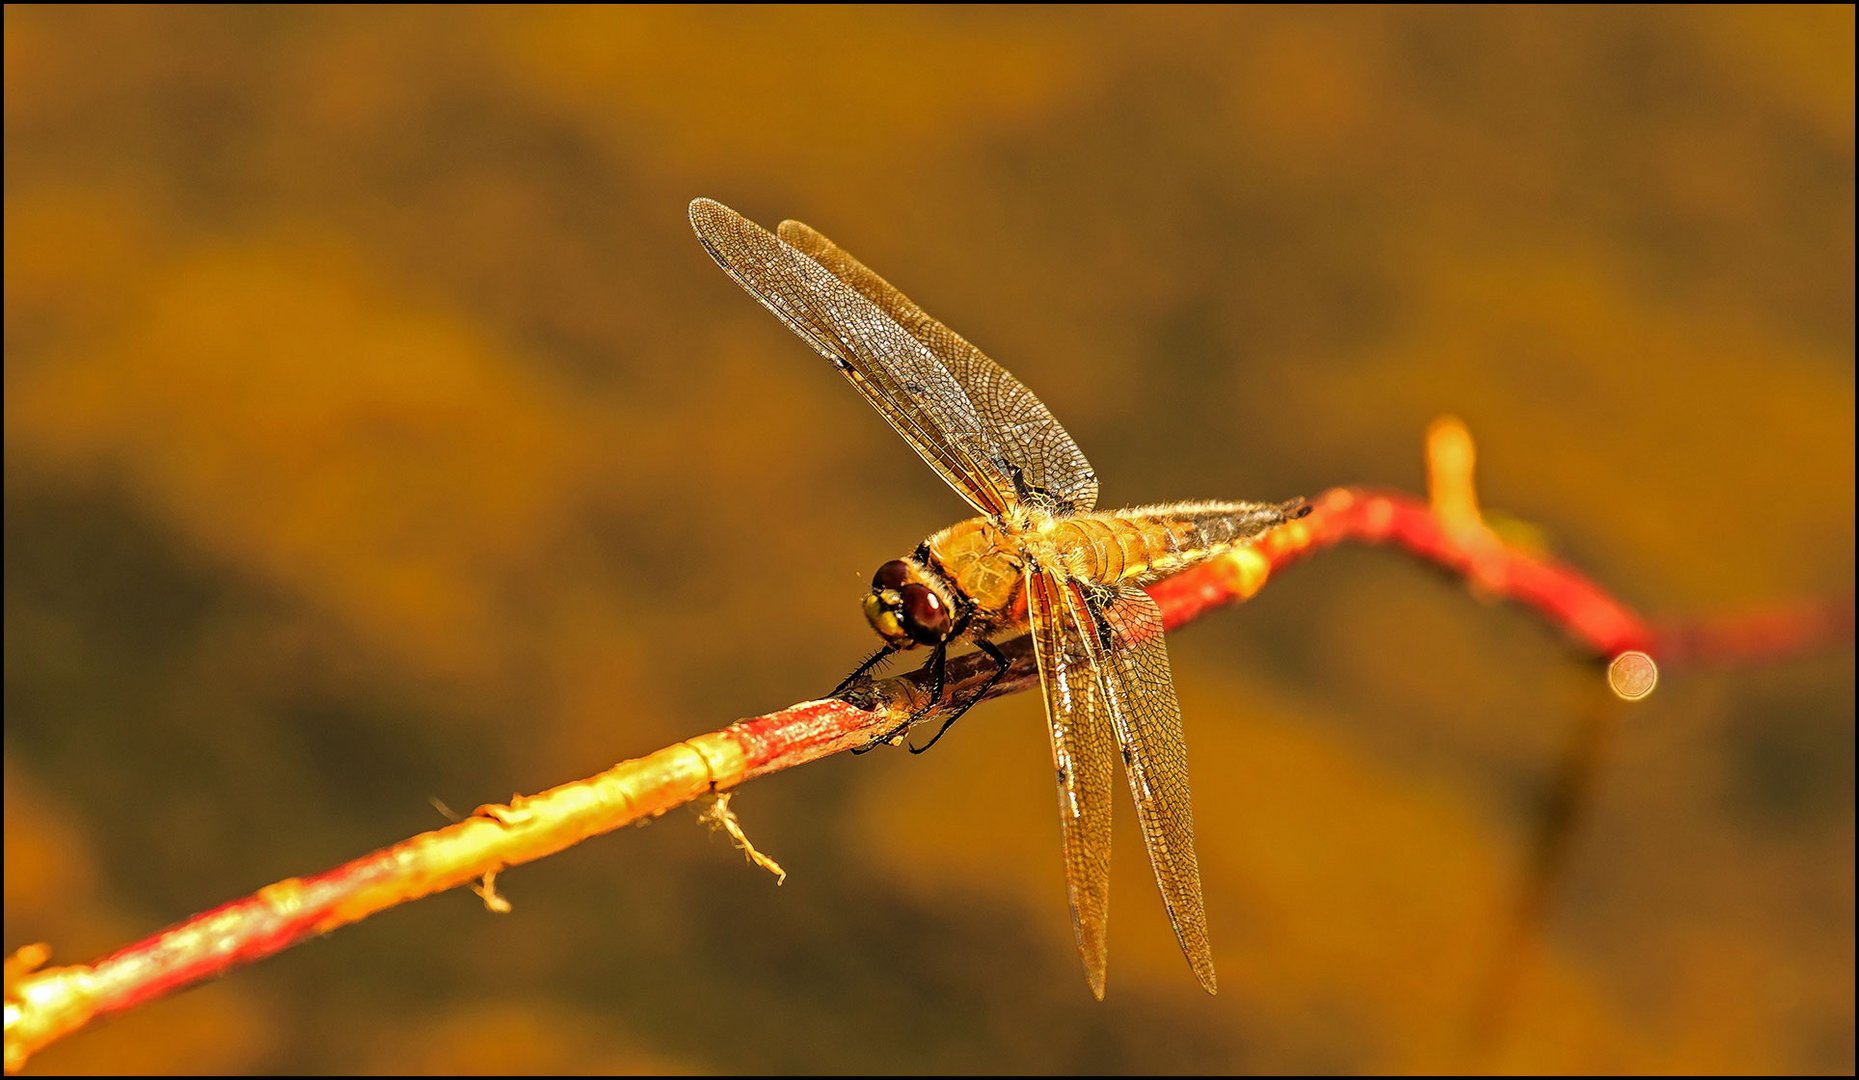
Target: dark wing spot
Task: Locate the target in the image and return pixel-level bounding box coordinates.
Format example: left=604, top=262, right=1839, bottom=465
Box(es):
left=903, top=380, right=925, bottom=396
left=1005, top=461, right=1060, bottom=508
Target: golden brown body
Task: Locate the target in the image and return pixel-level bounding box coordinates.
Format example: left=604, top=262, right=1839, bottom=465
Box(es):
left=927, top=501, right=1295, bottom=629
left=690, top=197, right=1307, bottom=999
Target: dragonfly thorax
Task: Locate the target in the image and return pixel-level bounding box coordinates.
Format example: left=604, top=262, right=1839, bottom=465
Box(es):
left=863, top=557, right=958, bottom=648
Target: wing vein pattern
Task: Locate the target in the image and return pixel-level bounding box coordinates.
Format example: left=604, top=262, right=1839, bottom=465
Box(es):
left=1070, top=582, right=1217, bottom=995
left=777, top=219, right=1099, bottom=514
left=690, top=198, right=1010, bottom=514
left=1027, top=567, right=1117, bottom=999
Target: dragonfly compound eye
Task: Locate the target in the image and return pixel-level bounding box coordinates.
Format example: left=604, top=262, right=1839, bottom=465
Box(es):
left=873, top=559, right=913, bottom=590
left=898, top=584, right=951, bottom=645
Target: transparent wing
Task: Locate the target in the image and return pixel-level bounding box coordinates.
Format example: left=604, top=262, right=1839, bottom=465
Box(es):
left=1026, top=567, right=1116, bottom=999
left=779, top=218, right=1099, bottom=514
left=689, top=198, right=1013, bottom=516
left=1075, top=583, right=1216, bottom=995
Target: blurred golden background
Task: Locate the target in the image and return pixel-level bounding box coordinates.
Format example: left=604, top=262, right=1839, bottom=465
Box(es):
left=4, top=6, right=1852, bottom=1074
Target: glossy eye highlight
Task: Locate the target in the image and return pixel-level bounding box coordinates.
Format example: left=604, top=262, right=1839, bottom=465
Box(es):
left=899, top=584, right=950, bottom=645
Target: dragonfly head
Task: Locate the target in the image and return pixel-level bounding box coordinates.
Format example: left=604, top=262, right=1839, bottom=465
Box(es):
left=863, top=558, right=955, bottom=649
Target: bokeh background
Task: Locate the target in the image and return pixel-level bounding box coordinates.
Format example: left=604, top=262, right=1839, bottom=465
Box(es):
left=5, top=6, right=1853, bottom=1074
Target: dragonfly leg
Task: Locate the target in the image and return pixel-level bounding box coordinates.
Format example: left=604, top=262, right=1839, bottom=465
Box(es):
left=852, top=643, right=946, bottom=755
left=908, top=638, right=1010, bottom=755
left=832, top=643, right=899, bottom=698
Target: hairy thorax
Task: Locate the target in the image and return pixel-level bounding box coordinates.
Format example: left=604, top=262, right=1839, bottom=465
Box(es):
left=924, top=515, right=1029, bottom=627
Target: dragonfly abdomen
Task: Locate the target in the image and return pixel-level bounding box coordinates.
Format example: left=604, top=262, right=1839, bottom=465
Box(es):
left=1050, top=501, right=1298, bottom=588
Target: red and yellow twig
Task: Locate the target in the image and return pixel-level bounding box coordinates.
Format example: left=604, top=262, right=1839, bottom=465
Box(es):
left=3, top=419, right=1848, bottom=1072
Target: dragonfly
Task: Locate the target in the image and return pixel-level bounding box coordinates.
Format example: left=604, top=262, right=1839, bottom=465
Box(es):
left=688, top=198, right=1305, bottom=999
